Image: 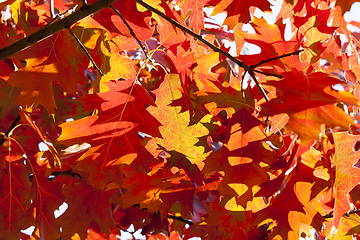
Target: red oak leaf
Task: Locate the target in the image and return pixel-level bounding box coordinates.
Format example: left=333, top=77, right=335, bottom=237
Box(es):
left=58, top=182, right=121, bottom=239
left=211, top=0, right=272, bottom=28
left=260, top=69, right=358, bottom=116
left=19, top=153, right=64, bottom=240
left=203, top=109, right=276, bottom=207
left=255, top=162, right=327, bottom=240
left=7, top=31, right=86, bottom=115
left=57, top=80, right=161, bottom=189
left=178, top=0, right=209, bottom=33
left=0, top=156, right=31, bottom=240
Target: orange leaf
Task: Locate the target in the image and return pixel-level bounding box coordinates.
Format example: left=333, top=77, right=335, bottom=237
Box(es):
left=211, top=0, right=271, bottom=28
left=7, top=31, right=85, bottom=115
left=332, top=132, right=360, bottom=228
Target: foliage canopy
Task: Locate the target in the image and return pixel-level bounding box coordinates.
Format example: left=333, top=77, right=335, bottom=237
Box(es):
left=1, top=0, right=360, bottom=239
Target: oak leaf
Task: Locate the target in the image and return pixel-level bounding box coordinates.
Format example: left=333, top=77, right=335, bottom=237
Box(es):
left=332, top=132, right=360, bottom=228
left=203, top=109, right=276, bottom=207
left=0, top=156, right=31, bottom=240
left=58, top=182, right=121, bottom=239
left=177, top=0, right=209, bottom=33
left=19, top=153, right=64, bottom=240
left=58, top=80, right=161, bottom=189
left=7, top=31, right=85, bottom=115
left=211, top=0, right=272, bottom=29
left=255, top=162, right=327, bottom=240
left=147, top=74, right=209, bottom=167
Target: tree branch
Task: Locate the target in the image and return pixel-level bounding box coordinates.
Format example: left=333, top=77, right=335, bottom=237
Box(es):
left=109, top=5, right=149, bottom=59
left=0, top=0, right=119, bottom=62
left=133, top=204, right=194, bottom=226
left=67, top=27, right=105, bottom=76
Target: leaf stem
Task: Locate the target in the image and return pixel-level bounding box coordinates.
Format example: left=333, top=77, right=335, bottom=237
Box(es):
left=67, top=27, right=105, bottom=76
left=109, top=5, right=149, bottom=59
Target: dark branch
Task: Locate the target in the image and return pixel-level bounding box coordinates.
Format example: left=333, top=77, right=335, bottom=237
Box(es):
left=109, top=5, right=149, bottom=59
left=67, top=27, right=105, bottom=76
left=50, top=170, right=82, bottom=179
left=0, top=0, right=119, bottom=62
left=248, top=70, right=269, bottom=101
left=251, top=50, right=304, bottom=68
left=323, top=209, right=360, bottom=219
left=28, top=169, right=82, bottom=183
left=133, top=204, right=194, bottom=226
left=132, top=0, right=283, bottom=79
left=165, top=214, right=194, bottom=226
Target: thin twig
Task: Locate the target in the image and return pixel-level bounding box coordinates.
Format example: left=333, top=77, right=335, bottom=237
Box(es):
left=109, top=5, right=149, bottom=59
left=323, top=209, right=360, bottom=219
left=50, top=169, right=82, bottom=179
left=132, top=0, right=283, bottom=79
left=248, top=70, right=269, bottom=101
left=67, top=27, right=105, bottom=76
left=133, top=204, right=194, bottom=226
left=29, top=169, right=82, bottom=182
left=165, top=214, right=194, bottom=226
left=240, top=70, right=248, bottom=92
left=251, top=50, right=304, bottom=68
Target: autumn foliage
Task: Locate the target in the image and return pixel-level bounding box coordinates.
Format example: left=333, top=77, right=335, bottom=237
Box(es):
left=2, top=0, right=360, bottom=239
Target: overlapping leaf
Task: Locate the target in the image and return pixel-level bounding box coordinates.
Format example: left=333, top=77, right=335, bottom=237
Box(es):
left=58, top=80, right=161, bottom=189
left=332, top=132, right=360, bottom=228
left=0, top=156, right=31, bottom=240
left=203, top=109, right=276, bottom=207
left=255, top=161, right=327, bottom=240
left=211, top=0, right=272, bottom=28
left=147, top=74, right=209, bottom=166
left=19, top=153, right=64, bottom=240
left=7, top=31, right=86, bottom=115
left=260, top=69, right=358, bottom=142
left=58, top=182, right=121, bottom=239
